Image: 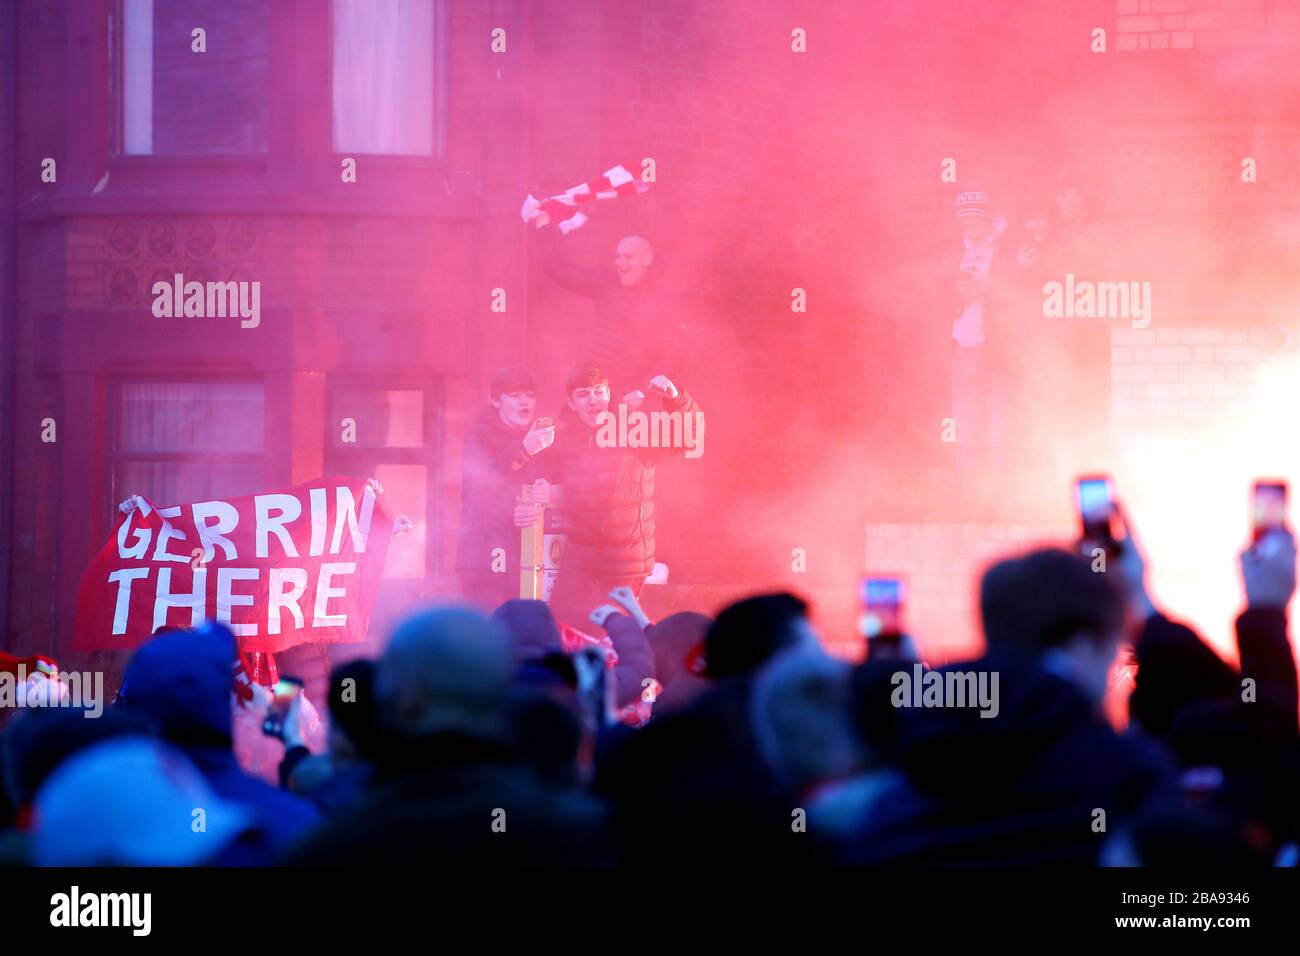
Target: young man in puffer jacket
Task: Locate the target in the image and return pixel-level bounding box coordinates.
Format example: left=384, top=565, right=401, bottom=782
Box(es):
left=542, top=361, right=704, bottom=630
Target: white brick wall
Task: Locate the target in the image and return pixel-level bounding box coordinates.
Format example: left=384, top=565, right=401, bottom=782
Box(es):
left=1110, top=326, right=1266, bottom=420
left=864, top=521, right=1066, bottom=660
left=1116, top=0, right=1287, bottom=51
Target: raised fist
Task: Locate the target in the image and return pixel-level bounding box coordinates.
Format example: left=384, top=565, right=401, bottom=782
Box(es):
left=647, top=375, right=679, bottom=400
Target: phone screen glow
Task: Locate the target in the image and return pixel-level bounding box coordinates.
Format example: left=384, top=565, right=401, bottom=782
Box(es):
left=273, top=679, right=302, bottom=702
left=1254, top=484, right=1287, bottom=531
left=863, top=578, right=902, bottom=607
left=1077, top=479, right=1112, bottom=521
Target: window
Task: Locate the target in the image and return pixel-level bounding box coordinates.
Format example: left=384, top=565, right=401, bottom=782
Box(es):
left=110, top=381, right=265, bottom=518
left=120, top=0, right=270, bottom=155
left=331, top=0, right=437, bottom=155
left=327, top=386, right=432, bottom=578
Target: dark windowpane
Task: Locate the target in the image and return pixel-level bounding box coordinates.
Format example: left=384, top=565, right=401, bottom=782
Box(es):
left=112, top=381, right=265, bottom=516
left=150, top=0, right=269, bottom=154
left=115, top=460, right=265, bottom=511
left=324, top=385, right=431, bottom=579
left=116, top=383, right=264, bottom=454
left=329, top=388, right=424, bottom=449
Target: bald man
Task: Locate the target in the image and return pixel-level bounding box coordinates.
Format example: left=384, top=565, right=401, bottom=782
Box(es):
left=287, top=607, right=609, bottom=865
left=613, top=235, right=654, bottom=288
left=534, top=225, right=682, bottom=406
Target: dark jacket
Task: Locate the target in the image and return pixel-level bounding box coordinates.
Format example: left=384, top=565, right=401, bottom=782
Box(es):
left=1131, top=608, right=1300, bottom=846
left=285, top=732, right=610, bottom=865
left=842, top=649, right=1174, bottom=865
left=537, top=230, right=680, bottom=398
left=594, top=677, right=813, bottom=866
left=602, top=612, right=657, bottom=708
left=1131, top=607, right=1298, bottom=739
left=183, top=744, right=321, bottom=858
left=119, top=625, right=320, bottom=863
left=1235, top=607, right=1298, bottom=731
left=456, top=406, right=542, bottom=573
left=550, top=390, right=704, bottom=580
left=279, top=746, right=375, bottom=816
left=1129, top=612, right=1237, bottom=740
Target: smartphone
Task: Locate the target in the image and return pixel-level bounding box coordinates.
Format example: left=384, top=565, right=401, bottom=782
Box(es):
left=1252, top=480, right=1288, bottom=542
left=261, top=676, right=304, bottom=739
left=683, top=641, right=708, bottom=677
left=859, top=576, right=904, bottom=638
left=1076, top=475, right=1117, bottom=547
left=572, top=648, right=611, bottom=730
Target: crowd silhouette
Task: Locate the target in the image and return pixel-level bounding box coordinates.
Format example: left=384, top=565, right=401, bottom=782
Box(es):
left=2, top=498, right=1296, bottom=867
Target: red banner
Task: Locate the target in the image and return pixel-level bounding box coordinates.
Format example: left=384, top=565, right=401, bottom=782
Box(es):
left=75, top=478, right=393, bottom=653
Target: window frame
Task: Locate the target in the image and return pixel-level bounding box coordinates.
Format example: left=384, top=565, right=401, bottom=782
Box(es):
left=108, top=0, right=275, bottom=161
left=323, top=372, right=443, bottom=581
left=101, top=0, right=453, bottom=206
left=105, top=372, right=268, bottom=525
left=326, top=0, right=450, bottom=163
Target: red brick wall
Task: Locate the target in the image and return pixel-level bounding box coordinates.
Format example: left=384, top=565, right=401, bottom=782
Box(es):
left=6, top=0, right=519, bottom=654
left=10, top=0, right=1300, bottom=657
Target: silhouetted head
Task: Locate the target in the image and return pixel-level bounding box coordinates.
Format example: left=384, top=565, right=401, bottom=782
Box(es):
left=491, top=599, right=563, bottom=663
left=1054, top=168, right=1093, bottom=223
left=118, top=621, right=238, bottom=747
left=646, top=611, right=711, bottom=687
left=980, top=548, right=1124, bottom=704
left=377, top=607, right=513, bottom=740
left=326, top=658, right=379, bottom=763
left=750, top=647, right=856, bottom=791
left=3, top=706, right=155, bottom=810
left=704, top=593, right=816, bottom=679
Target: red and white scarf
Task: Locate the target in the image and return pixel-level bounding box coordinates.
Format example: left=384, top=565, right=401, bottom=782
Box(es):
left=521, top=164, right=650, bottom=234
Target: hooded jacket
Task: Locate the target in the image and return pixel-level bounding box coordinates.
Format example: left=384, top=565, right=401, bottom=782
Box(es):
left=841, top=648, right=1174, bottom=865
left=119, top=625, right=319, bottom=860
left=548, top=389, right=704, bottom=580
left=593, top=676, right=815, bottom=866
left=285, top=731, right=610, bottom=865
left=1131, top=607, right=1298, bottom=739
left=491, top=598, right=565, bottom=662
left=601, top=612, right=657, bottom=708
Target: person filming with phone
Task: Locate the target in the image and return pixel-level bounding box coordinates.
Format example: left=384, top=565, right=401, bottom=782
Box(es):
left=456, top=365, right=556, bottom=609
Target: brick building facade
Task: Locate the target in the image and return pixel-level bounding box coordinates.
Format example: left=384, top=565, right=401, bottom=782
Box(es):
left=4, top=0, right=1300, bottom=664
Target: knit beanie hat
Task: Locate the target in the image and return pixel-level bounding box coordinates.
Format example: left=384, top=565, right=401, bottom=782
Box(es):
left=954, top=184, right=994, bottom=220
